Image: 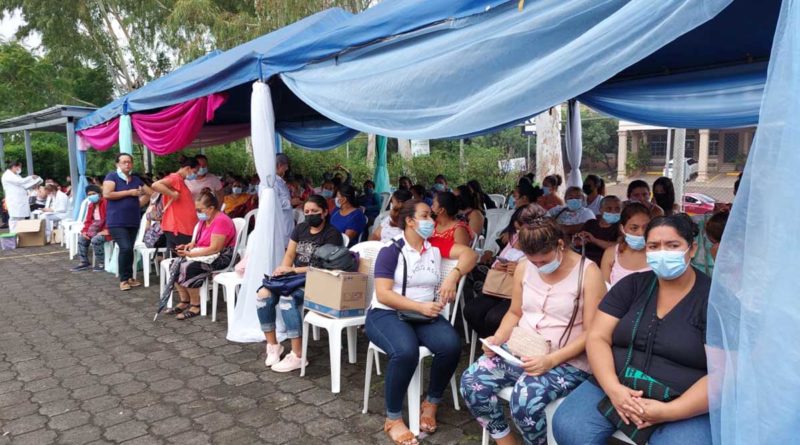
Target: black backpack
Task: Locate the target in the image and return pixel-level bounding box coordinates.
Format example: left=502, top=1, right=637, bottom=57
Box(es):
left=312, top=244, right=359, bottom=272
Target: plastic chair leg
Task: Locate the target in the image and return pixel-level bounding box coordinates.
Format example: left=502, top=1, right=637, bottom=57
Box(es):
left=460, top=297, right=470, bottom=344
left=199, top=279, right=208, bottom=317
left=300, top=319, right=311, bottom=377
left=481, top=427, right=490, bottom=445
left=346, top=326, right=357, bottom=364
left=142, top=255, right=151, bottom=288
left=450, top=375, right=461, bottom=410
left=312, top=325, right=321, bottom=341
left=374, top=349, right=382, bottom=376
left=329, top=326, right=342, bottom=393
left=211, top=280, right=219, bottom=322
left=469, top=330, right=478, bottom=364
left=362, top=346, right=374, bottom=414
left=408, top=364, right=422, bottom=436
left=225, top=284, right=237, bottom=326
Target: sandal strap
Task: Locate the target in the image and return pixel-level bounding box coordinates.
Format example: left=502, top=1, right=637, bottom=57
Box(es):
left=384, top=419, right=416, bottom=445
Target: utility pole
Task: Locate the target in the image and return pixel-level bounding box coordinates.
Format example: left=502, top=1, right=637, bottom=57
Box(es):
left=534, top=106, right=565, bottom=193
left=459, top=139, right=465, bottom=181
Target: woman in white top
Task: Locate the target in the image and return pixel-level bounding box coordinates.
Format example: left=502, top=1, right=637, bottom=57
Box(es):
left=460, top=204, right=606, bottom=445
left=600, top=202, right=652, bottom=286
left=370, top=189, right=412, bottom=242
left=583, top=174, right=605, bottom=217
left=366, top=199, right=477, bottom=445
left=547, top=186, right=596, bottom=237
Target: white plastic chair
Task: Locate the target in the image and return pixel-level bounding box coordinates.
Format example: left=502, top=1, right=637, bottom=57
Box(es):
left=293, top=208, right=305, bottom=225
left=201, top=218, right=247, bottom=318
left=488, top=194, right=506, bottom=209
left=238, top=209, right=257, bottom=255
left=300, top=241, right=384, bottom=393
left=362, top=258, right=467, bottom=436
left=380, top=192, right=391, bottom=211
left=479, top=393, right=638, bottom=444
left=67, top=198, right=90, bottom=259
left=342, top=232, right=350, bottom=247
left=369, top=211, right=390, bottom=239
left=483, top=209, right=515, bottom=255
left=133, top=213, right=167, bottom=287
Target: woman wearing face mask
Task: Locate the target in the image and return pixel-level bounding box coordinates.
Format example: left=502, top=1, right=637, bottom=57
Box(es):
left=454, top=185, right=485, bottom=239
left=330, top=184, right=366, bottom=247
left=222, top=178, right=254, bottom=218
left=600, top=203, right=651, bottom=287
left=652, top=177, right=679, bottom=216
left=583, top=174, right=606, bottom=217
left=366, top=199, right=477, bottom=445
left=537, top=174, right=564, bottom=211
left=103, top=153, right=149, bottom=291
left=554, top=215, right=711, bottom=445
left=371, top=190, right=413, bottom=242
left=547, top=186, right=596, bottom=237
left=152, top=158, right=201, bottom=254
left=320, top=180, right=336, bottom=212
left=575, top=195, right=622, bottom=266
left=460, top=204, right=606, bottom=445
left=429, top=191, right=472, bottom=257
left=258, top=195, right=343, bottom=372
left=167, top=189, right=237, bottom=320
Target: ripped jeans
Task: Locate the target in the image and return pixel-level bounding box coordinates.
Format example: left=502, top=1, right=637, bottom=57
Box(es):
left=255, top=287, right=304, bottom=339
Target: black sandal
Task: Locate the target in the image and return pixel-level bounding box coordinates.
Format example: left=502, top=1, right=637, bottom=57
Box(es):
left=176, top=305, right=201, bottom=320
left=165, top=301, right=190, bottom=315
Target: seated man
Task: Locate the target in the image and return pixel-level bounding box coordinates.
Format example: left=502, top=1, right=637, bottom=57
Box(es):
left=41, top=183, right=70, bottom=240
left=71, top=185, right=111, bottom=272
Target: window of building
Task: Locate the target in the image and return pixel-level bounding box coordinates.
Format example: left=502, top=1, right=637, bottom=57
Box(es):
left=649, top=131, right=668, bottom=157
left=685, top=134, right=696, bottom=159
left=709, top=133, right=720, bottom=156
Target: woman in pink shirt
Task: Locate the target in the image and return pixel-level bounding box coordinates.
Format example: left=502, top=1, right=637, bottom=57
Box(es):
left=460, top=204, right=606, bottom=445
left=600, top=202, right=652, bottom=287
left=166, top=189, right=237, bottom=320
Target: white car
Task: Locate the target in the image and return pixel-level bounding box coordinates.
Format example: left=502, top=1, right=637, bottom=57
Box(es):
left=663, top=158, right=699, bottom=181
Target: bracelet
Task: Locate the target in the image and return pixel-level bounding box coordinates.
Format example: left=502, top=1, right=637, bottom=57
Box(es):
left=453, top=266, right=463, bottom=277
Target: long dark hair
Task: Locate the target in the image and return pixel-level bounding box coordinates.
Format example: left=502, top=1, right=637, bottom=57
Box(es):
left=434, top=191, right=459, bottom=218
left=337, top=184, right=358, bottom=208
left=652, top=176, right=676, bottom=216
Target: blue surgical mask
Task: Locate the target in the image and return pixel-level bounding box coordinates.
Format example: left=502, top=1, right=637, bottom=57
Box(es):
left=87, top=194, right=100, bottom=204
left=197, top=212, right=208, bottom=222
left=646, top=249, right=690, bottom=280
left=624, top=232, right=646, bottom=251
left=334, top=198, right=342, bottom=208
left=232, top=187, right=242, bottom=195
left=186, top=172, right=197, bottom=181
left=415, top=219, right=435, bottom=239
left=566, top=199, right=583, bottom=211
left=602, top=212, right=621, bottom=224
left=538, top=249, right=562, bottom=274
left=321, top=189, right=334, bottom=199
left=197, top=167, right=208, bottom=176
left=543, top=186, right=551, bottom=196
left=433, top=183, right=446, bottom=192
left=116, top=168, right=128, bottom=181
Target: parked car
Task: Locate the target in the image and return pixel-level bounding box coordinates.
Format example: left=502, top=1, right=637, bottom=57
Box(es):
left=663, top=158, right=699, bottom=181
left=683, top=192, right=715, bottom=215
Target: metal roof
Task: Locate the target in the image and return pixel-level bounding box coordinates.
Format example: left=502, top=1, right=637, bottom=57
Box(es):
left=0, top=105, right=97, bottom=134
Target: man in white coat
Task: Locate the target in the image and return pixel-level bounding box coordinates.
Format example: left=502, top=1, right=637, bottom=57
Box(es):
left=1, top=161, right=42, bottom=233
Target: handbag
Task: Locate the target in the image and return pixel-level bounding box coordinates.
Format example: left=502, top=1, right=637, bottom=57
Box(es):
left=393, top=240, right=437, bottom=324
left=188, top=249, right=220, bottom=264
left=596, top=278, right=681, bottom=445
left=143, top=194, right=174, bottom=248
left=312, top=244, right=359, bottom=272
left=258, top=272, right=307, bottom=296
left=482, top=268, right=514, bottom=298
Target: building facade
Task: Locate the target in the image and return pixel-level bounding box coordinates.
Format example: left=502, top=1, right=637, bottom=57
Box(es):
left=615, top=121, right=755, bottom=182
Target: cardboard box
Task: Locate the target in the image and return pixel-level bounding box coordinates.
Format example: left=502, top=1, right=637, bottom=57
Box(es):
left=15, top=219, right=46, bottom=247
left=304, top=259, right=370, bottom=318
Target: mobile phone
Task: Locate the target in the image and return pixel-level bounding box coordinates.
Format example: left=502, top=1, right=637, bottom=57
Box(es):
left=497, top=257, right=509, bottom=264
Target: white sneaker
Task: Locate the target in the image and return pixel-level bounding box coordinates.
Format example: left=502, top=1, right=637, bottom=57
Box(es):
left=264, top=344, right=284, bottom=368
left=271, top=351, right=306, bottom=373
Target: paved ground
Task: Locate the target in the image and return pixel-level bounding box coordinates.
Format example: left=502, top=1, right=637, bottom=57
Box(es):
left=0, top=245, right=484, bottom=444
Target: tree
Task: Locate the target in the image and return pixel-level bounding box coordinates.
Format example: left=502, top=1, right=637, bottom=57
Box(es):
left=581, top=112, right=619, bottom=176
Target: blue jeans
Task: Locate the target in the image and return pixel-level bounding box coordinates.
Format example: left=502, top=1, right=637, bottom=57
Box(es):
left=256, top=287, right=303, bottom=339
left=77, top=234, right=106, bottom=265
left=552, top=380, right=712, bottom=445
left=460, top=355, right=589, bottom=445
left=109, top=226, right=138, bottom=282
left=365, top=308, right=461, bottom=420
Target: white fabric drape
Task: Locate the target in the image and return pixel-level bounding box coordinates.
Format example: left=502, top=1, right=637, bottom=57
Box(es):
left=226, top=82, right=288, bottom=343
left=565, top=100, right=583, bottom=188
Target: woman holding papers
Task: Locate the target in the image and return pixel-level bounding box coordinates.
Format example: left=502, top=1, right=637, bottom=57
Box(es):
left=460, top=204, right=606, bottom=445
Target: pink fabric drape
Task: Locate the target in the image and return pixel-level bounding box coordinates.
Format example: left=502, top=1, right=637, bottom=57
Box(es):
left=76, top=93, right=229, bottom=155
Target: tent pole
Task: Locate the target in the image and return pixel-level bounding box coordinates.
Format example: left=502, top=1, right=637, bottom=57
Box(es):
left=66, top=120, right=79, bottom=195
left=673, top=129, right=686, bottom=212
left=24, top=130, right=33, bottom=175
left=664, top=128, right=673, bottom=178
left=527, top=135, right=531, bottom=171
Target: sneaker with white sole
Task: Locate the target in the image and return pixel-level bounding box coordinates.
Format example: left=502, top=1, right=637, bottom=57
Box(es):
left=264, top=344, right=284, bottom=368
left=271, top=351, right=306, bottom=373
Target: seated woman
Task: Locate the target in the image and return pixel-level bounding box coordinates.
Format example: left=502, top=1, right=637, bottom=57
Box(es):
left=371, top=189, right=413, bottom=242
left=330, top=184, right=367, bottom=247
left=366, top=199, right=477, bottom=445
left=553, top=214, right=711, bottom=445
left=546, top=186, right=596, bottom=238
left=257, top=195, right=343, bottom=372
left=358, top=180, right=382, bottom=228
left=626, top=180, right=665, bottom=218
left=460, top=204, right=606, bottom=445
left=583, top=174, right=606, bottom=217
left=467, top=179, right=496, bottom=210
left=167, top=190, right=237, bottom=320
left=575, top=195, right=622, bottom=266
left=410, top=184, right=433, bottom=207
left=463, top=206, right=527, bottom=340
left=537, top=174, right=564, bottom=211
left=222, top=177, right=255, bottom=218
left=454, top=185, right=485, bottom=240
left=600, top=203, right=651, bottom=287
left=652, top=176, right=679, bottom=216
left=429, top=191, right=472, bottom=257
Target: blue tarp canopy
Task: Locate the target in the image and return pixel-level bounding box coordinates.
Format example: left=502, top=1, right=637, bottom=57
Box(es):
left=78, top=0, right=780, bottom=145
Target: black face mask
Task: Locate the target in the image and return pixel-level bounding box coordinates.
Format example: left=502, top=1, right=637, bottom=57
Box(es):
left=306, top=213, right=324, bottom=228
left=582, top=184, right=594, bottom=195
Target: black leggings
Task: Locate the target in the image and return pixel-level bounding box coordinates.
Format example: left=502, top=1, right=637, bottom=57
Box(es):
left=463, top=293, right=511, bottom=340
left=109, top=226, right=139, bottom=282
